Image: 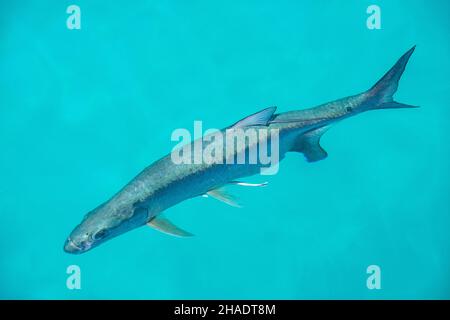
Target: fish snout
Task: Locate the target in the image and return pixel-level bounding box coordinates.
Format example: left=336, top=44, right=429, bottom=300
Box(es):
left=64, top=238, right=85, bottom=254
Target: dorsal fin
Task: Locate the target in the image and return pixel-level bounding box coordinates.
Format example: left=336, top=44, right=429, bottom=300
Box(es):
left=206, top=186, right=242, bottom=208
left=230, top=106, right=277, bottom=128
left=204, top=181, right=267, bottom=207
left=291, top=126, right=329, bottom=162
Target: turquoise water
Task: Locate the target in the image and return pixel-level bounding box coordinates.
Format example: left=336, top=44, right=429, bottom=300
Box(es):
left=0, top=1, right=449, bottom=299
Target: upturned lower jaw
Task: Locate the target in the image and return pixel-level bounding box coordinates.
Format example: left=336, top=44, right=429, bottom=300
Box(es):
left=64, top=238, right=92, bottom=254
left=64, top=238, right=80, bottom=253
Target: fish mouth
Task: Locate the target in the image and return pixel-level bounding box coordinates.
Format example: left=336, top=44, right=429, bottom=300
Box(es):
left=64, top=238, right=90, bottom=254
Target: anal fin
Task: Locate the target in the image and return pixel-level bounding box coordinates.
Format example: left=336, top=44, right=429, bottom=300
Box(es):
left=291, top=126, right=329, bottom=162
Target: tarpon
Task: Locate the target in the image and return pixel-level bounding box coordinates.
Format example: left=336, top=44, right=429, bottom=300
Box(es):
left=64, top=47, right=418, bottom=254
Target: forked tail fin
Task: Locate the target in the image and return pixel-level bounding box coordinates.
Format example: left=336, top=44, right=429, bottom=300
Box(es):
left=367, top=46, right=419, bottom=109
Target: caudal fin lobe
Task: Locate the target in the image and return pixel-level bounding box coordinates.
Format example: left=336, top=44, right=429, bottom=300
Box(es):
left=367, top=46, right=419, bottom=109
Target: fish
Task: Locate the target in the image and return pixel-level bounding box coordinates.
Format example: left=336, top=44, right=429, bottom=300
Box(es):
left=64, top=46, right=418, bottom=254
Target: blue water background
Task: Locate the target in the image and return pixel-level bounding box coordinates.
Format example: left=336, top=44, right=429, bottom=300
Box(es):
left=0, top=0, right=449, bottom=299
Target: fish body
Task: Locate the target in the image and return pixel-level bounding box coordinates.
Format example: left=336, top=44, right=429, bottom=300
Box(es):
left=64, top=47, right=418, bottom=254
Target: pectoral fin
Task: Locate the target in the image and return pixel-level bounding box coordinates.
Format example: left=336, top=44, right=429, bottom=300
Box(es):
left=147, top=216, right=193, bottom=237
left=291, top=126, right=329, bottom=162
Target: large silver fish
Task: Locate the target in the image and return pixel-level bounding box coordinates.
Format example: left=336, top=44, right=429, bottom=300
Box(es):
left=64, top=47, right=418, bottom=254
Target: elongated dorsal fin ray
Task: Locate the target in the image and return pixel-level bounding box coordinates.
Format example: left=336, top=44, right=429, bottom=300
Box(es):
left=269, top=116, right=329, bottom=125
left=229, top=181, right=268, bottom=187
left=147, top=216, right=193, bottom=237
left=230, top=106, right=277, bottom=129
left=291, top=126, right=329, bottom=162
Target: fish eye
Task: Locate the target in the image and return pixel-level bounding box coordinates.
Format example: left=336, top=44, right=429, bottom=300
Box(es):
left=93, top=229, right=108, bottom=240
left=346, top=106, right=353, bottom=112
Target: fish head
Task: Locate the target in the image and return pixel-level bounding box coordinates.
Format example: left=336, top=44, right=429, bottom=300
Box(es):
left=64, top=202, right=149, bottom=254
